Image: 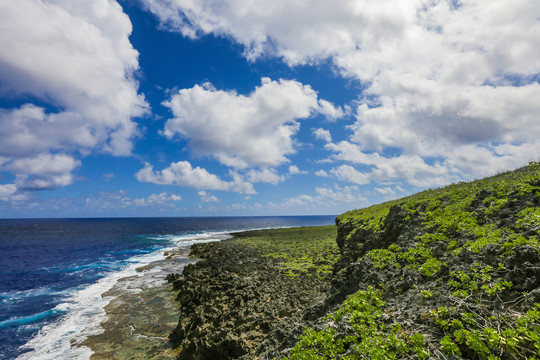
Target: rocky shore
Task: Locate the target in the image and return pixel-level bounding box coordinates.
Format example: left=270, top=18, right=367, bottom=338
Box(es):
left=82, top=249, right=195, bottom=360
left=167, top=162, right=540, bottom=360
left=168, top=226, right=339, bottom=359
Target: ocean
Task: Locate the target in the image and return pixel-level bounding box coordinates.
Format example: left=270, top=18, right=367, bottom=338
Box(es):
left=0, top=216, right=335, bottom=360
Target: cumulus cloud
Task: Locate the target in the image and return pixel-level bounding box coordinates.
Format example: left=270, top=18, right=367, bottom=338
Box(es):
left=198, top=191, right=220, bottom=203
left=313, top=128, right=332, bottom=143
left=139, top=0, right=374, bottom=63
left=315, top=169, right=329, bottom=177
left=84, top=191, right=181, bottom=209
left=269, top=183, right=367, bottom=212
left=288, top=165, right=307, bottom=175
left=7, top=153, right=81, bottom=190
left=245, top=168, right=285, bottom=185
left=162, top=78, right=341, bottom=169
left=331, top=165, right=370, bottom=185
left=84, top=191, right=132, bottom=209
left=0, top=184, right=29, bottom=202
left=142, top=0, right=540, bottom=186
left=326, top=140, right=537, bottom=187
left=277, top=194, right=316, bottom=208
left=136, top=161, right=256, bottom=194
left=0, top=0, right=147, bottom=193
left=133, top=192, right=182, bottom=206
left=315, top=184, right=367, bottom=204
left=374, top=187, right=397, bottom=197
left=317, top=100, right=345, bottom=121
left=327, top=142, right=452, bottom=187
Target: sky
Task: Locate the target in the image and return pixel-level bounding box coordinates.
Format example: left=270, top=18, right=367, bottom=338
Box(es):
left=0, top=0, right=539, bottom=218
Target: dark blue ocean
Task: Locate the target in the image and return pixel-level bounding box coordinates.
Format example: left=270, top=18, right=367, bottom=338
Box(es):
left=0, top=216, right=335, bottom=360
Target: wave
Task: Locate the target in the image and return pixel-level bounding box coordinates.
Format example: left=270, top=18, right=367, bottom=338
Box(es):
left=0, top=287, right=72, bottom=302
left=16, top=248, right=170, bottom=360
left=0, top=309, right=65, bottom=329
left=41, top=262, right=121, bottom=274
left=15, top=231, right=229, bottom=359
left=146, top=231, right=232, bottom=246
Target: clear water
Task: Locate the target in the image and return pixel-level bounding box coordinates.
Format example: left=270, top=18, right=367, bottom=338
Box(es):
left=0, top=216, right=335, bottom=359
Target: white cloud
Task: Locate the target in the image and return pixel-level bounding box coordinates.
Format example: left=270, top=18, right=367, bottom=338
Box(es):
left=162, top=78, right=341, bottom=169
left=326, top=140, right=537, bottom=186
left=327, top=141, right=454, bottom=187
left=84, top=191, right=132, bottom=209
left=288, top=165, right=307, bottom=175
left=313, top=128, right=332, bottom=143
left=374, top=187, right=396, bottom=197
left=84, top=191, right=182, bottom=209
left=139, top=0, right=377, bottom=64
left=0, top=184, right=23, bottom=202
left=280, top=194, right=316, bottom=208
left=7, top=153, right=81, bottom=190
left=245, top=168, right=285, bottom=185
left=445, top=142, right=540, bottom=179
left=331, top=165, right=370, bottom=185
left=317, top=99, right=345, bottom=121
left=136, top=161, right=256, bottom=194
left=315, top=184, right=367, bottom=204
left=315, top=169, right=329, bottom=177
left=141, top=0, right=540, bottom=187
left=269, top=183, right=366, bottom=211
left=134, top=192, right=182, bottom=206
left=198, top=191, right=220, bottom=203
left=0, top=0, right=147, bottom=192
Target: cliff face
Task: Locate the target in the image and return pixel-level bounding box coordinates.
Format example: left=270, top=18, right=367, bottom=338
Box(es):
left=287, top=162, right=540, bottom=359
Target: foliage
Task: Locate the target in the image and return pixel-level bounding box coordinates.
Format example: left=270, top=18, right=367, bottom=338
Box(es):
left=286, top=287, right=430, bottom=360
left=433, top=304, right=540, bottom=359
left=284, top=162, right=540, bottom=359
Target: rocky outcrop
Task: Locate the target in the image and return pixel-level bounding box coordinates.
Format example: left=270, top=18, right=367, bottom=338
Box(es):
left=169, top=239, right=331, bottom=360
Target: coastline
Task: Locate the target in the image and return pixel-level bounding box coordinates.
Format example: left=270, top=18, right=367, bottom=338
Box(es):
left=2, top=217, right=336, bottom=360
left=158, top=163, right=540, bottom=360
left=81, top=249, right=194, bottom=359
left=82, top=224, right=339, bottom=359
left=167, top=225, right=339, bottom=359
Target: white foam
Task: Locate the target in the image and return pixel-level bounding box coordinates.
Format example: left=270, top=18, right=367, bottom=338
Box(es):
left=0, top=287, right=72, bottom=302
left=16, top=249, right=167, bottom=360
left=149, top=232, right=231, bottom=247
left=16, top=232, right=227, bottom=360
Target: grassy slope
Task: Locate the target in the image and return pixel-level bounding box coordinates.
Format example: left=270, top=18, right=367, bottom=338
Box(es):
left=286, top=162, right=540, bottom=359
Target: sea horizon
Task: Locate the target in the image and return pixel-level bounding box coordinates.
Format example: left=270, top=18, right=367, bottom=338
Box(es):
left=0, top=214, right=338, bottom=221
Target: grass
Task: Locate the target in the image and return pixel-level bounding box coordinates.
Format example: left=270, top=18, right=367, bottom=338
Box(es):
left=232, top=225, right=339, bottom=278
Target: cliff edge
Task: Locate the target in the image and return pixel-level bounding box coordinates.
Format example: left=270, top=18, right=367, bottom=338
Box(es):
left=287, top=162, right=540, bottom=359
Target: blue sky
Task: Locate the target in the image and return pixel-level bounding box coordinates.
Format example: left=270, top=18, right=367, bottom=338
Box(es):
left=0, top=0, right=539, bottom=218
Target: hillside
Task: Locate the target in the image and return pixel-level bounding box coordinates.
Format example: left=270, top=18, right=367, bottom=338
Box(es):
left=166, top=162, right=539, bottom=359
left=286, top=162, right=540, bottom=359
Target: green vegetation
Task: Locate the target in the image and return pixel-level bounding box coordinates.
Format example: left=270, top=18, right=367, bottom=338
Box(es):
left=434, top=304, right=540, bottom=359
left=287, top=162, right=540, bottom=359
left=287, top=287, right=430, bottom=360
left=232, top=226, right=339, bottom=277
left=338, top=162, right=540, bottom=253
